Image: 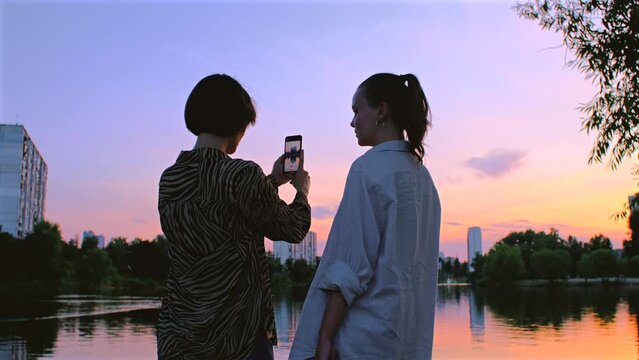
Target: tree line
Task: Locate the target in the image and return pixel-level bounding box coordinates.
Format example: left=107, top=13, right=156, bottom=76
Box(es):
left=0, top=220, right=320, bottom=298
left=0, top=221, right=169, bottom=296
left=438, top=257, right=469, bottom=283
left=5, top=215, right=637, bottom=295
left=266, top=252, right=318, bottom=299
left=471, top=211, right=639, bottom=285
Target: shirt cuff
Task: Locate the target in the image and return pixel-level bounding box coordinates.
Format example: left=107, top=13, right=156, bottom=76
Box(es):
left=316, top=260, right=365, bottom=306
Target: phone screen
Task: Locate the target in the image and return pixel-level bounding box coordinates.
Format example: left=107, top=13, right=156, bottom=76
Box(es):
left=284, top=138, right=302, bottom=173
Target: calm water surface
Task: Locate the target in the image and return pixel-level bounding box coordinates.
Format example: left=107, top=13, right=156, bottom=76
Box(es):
left=1, top=286, right=638, bottom=359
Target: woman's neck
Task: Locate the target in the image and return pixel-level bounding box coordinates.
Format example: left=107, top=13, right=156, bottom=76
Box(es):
left=193, top=133, right=233, bottom=153
left=372, top=123, right=403, bottom=147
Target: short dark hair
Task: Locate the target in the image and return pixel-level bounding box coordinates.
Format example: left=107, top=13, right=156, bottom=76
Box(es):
left=184, top=74, right=256, bottom=137
left=358, top=73, right=431, bottom=163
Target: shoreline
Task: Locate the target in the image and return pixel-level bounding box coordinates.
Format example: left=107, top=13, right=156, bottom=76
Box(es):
left=515, top=277, right=639, bottom=287
left=436, top=278, right=639, bottom=287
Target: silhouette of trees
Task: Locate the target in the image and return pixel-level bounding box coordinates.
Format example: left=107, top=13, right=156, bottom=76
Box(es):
left=566, top=235, right=586, bottom=277
left=23, top=221, right=64, bottom=293
left=623, top=210, right=639, bottom=257
left=627, top=256, right=639, bottom=277
left=578, top=249, right=619, bottom=278
left=0, top=220, right=169, bottom=296
left=586, top=234, right=613, bottom=251
left=438, top=257, right=469, bottom=282
left=482, top=244, right=526, bottom=285
left=530, top=249, right=571, bottom=280
left=473, top=229, right=630, bottom=285
left=76, top=249, right=113, bottom=291
left=265, top=252, right=317, bottom=298
left=105, top=237, right=129, bottom=274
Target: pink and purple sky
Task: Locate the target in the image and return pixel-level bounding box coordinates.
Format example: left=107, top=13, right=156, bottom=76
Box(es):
left=2, top=1, right=635, bottom=260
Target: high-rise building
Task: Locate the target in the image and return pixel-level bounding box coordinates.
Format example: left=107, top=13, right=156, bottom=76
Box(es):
left=467, top=227, right=482, bottom=272
left=273, top=239, right=292, bottom=264
left=292, top=231, right=317, bottom=265
left=273, top=231, right=317, bottom=265
left=0, top=124, right=47, bottom=238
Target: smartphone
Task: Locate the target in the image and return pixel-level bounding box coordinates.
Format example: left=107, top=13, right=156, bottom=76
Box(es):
left=284, top=135, right=302, bottom=174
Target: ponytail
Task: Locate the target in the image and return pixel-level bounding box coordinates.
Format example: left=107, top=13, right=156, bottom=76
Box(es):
left=400, top=74, right=430, bottom=163
left=359, top=73, right=431, bottom=163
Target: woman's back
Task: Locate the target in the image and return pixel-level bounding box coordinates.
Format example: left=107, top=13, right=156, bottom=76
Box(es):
left=355, top=141, right=441, bottom=358
left=158, top=147, right=310, bottom=359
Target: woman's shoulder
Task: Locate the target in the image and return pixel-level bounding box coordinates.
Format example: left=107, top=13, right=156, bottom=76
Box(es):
left=348, top=150, right=391, bottom=179
left=228, top=157, right=260, bottom=169
left=349, top=146, right=434, bottom=186
left=221, top=158, right=266, bottom=181
left=200, top=156, right=263, bottom=175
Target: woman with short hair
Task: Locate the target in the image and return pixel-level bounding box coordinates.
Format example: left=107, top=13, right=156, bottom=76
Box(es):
left=157, top=74, right=311, bottom=360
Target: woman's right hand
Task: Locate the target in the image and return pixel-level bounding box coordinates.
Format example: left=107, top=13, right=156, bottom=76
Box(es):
left=292, top=150, right=310, bottom=197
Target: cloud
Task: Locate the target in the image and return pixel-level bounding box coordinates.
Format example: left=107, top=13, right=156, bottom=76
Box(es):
left=446, top=222, right=465, bottom=227
left=133, top=219, right=148, bottom=224
left=465, top=149, right=527, bottom=178
left=312, top=206, right=338, bottom=220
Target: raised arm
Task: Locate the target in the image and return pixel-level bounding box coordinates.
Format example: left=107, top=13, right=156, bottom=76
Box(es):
left=235, top=156, right=311, bottom=243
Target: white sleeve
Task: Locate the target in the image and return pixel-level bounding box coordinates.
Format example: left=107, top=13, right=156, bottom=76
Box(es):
left=316, top=169, right=381, bottom=306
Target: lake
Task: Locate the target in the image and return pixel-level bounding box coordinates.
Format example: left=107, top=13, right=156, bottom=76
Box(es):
left=1, top=286, right=638, bottom=359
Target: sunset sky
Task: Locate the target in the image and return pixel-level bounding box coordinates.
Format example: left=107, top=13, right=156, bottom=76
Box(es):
left=2, top=0, right=635, bottom=260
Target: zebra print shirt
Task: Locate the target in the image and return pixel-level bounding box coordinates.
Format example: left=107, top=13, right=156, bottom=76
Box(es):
left=157, top=147, right=311, bottom=359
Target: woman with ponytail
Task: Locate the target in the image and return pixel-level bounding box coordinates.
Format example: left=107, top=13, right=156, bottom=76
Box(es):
left=290, top=73, right=441, bottom=360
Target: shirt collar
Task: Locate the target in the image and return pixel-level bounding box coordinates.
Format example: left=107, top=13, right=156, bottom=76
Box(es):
left=176, top=147, right=230, bottom=163
left=365, top=140, right=411, bottom=155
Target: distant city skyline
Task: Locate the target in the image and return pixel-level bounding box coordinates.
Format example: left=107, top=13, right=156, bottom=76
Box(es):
left=274, top=231, right=317, bottom=266
left=2, top=2, right=635, bottom=260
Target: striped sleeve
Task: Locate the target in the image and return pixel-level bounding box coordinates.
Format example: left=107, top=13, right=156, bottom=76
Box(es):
left=236, top=162, right=311, bottom=243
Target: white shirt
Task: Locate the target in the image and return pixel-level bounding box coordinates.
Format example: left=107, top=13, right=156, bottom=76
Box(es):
left=289, top=140, right=441, bottom=360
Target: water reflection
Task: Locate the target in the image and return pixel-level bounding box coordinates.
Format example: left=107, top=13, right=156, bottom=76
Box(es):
left=482, top=286, right=636, bottom=329
left=468, top=288, right=485, bottom=340
left=0, top=296, right=160, bottom=359
left=0, top=298, right=61, bottom=357
left=437, top=286, right=486, bottom=344
left=435, top=285, right=639, bottom=359
left=273, top=296, right=303, bottom=346
left=0, top=288, right=638, bottom=359
left=273, top=287, right=305, bottom=352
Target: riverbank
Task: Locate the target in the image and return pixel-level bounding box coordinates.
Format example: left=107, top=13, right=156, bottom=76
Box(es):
left=0, top=277, right=165, bottom=299
left=515, top=277, right=639, bottom=287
